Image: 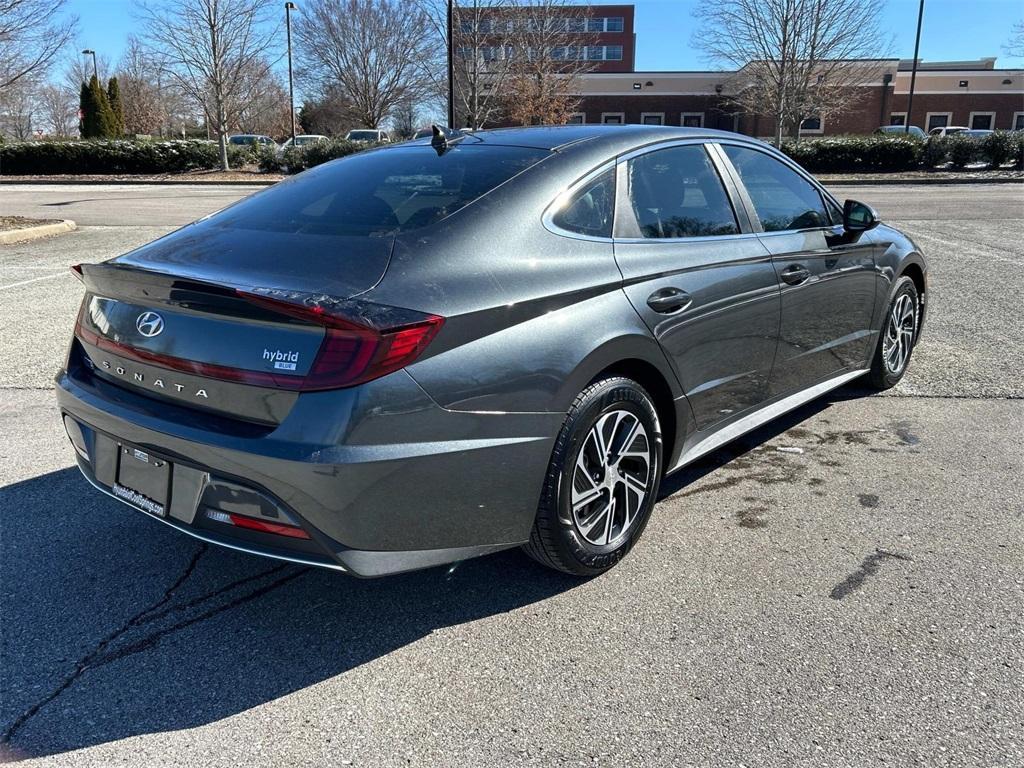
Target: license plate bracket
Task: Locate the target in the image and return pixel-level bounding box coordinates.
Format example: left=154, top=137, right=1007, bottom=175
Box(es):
left=114, top=445, right=171, bottom=517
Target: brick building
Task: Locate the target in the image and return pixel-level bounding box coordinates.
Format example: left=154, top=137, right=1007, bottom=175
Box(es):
left=458, top=3, right=1024, bottom=135
left=570, top=57, right=1024, bottom=135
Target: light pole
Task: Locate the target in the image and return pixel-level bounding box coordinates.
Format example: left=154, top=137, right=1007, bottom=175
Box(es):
left=446, top=0, right=454, bottom=128
left=285, top=2, right=297, bottom=142
left=82, top=49, right=97, bottom=81
left=905, top=0, right=925, bottom=134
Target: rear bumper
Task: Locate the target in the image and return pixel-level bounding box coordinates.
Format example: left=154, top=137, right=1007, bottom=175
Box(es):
left=56, top=363, right=561, bottom=577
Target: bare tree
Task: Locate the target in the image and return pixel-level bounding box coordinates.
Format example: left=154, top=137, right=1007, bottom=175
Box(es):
left=298, top=86, right=359, bottom=135
left=419, top=0, right=523, bottom=129
left=695, top=0, right=891, bottom=145
left=140, top=0, right=280, bottom=169
left=0, top=79, right=37, bottom=139
left=392, top=95, right=418, bottom=138
left=0, top=0, right=78, bottom=92
left=36, top=83, right=77, bottom=136
left=294, top=0, right=434, bottom=129
left=1005, top=20, right=1024, bottom=59
left=115, top=37, right=166, bottom=136
left=231, top=61, right=291, bottom=137
left=502, top=0, right=598, bottom=126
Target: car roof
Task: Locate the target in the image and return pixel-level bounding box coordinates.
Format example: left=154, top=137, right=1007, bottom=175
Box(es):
left=406, top=124, right=762, bottom=154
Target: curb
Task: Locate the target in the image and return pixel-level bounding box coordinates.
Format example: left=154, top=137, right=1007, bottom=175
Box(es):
left=822, top=176, right=1023, bottom=186
left=0, top=219, right=77, bottom=245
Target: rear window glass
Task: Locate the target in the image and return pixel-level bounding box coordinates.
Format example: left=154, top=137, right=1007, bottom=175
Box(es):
left=348, top=131, right=383, bottom=141
left=213, top=144, right=549, bottom=237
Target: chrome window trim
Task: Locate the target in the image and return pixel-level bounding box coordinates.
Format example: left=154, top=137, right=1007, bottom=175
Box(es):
left=541, top=160, right=618, bottom=243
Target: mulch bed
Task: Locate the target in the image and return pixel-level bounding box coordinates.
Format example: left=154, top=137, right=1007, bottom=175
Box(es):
left=0, top=216, right=62, bottom=232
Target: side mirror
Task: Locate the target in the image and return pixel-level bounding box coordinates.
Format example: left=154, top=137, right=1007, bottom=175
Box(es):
left=843, top=199, right=880, bottom=232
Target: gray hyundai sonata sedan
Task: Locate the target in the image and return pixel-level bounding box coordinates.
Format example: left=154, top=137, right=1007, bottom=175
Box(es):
left=57, top=125, right=927, bottom=577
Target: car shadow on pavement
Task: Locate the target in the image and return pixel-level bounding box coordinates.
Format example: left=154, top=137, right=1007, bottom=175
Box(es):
left=0, top=467, right=580, bottom=760
left=658, top=384, right=873, bottom=498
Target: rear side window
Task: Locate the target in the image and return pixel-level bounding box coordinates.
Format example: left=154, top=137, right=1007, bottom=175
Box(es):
left=214, top=144, right=549, bottom=237
left=625, top=145, right=738, bottom=238
left=551, top=168, right=615, bottom=238
left=721, top=145, right=829, bottom=232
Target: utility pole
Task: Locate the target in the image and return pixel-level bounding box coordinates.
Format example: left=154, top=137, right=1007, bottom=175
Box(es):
left=905, top=0, right=925, bottom=134
left=447, top=0, right=455, bottom=128
left=285, top=2, right=297, bottom=141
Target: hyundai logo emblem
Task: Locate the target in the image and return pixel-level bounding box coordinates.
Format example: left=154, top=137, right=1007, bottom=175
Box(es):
left=136, top=311, right=165, bottom=338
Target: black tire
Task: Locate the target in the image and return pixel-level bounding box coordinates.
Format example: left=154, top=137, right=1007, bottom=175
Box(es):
left=867, top=275, right=920, bottom=390
left=523, top=376, right=663, bottom=576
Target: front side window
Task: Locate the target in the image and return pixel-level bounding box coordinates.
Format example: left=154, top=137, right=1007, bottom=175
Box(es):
left=721, top=145, right=828, bottom=232
left=551, top=168, right=615, bottom=238
left=626, top=145, right=739, bottom=239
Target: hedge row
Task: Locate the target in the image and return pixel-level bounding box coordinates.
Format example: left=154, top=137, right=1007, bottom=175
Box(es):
left=2, top=133, right=1022, bottom=176
left=256, top=138, right=380, bottom=174
left=780, top=131, right=1024, bottom=173
left=0, top=139, right=256, bottom=175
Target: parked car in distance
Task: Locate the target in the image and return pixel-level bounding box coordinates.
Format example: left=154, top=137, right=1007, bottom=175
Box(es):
left=58, top=125, right=927, bottom=578
left=345, top=129, right=390, bottom=144
left=875, top=125, right=926, bottom=138
left=228, top=134, right=278, bottom=148
left=965, top=129, right=993, bottom=139
left=928, top=126, right=969, bottom=137
left=279, top=134, right=328, bottom=151
left=277, top=134, right=328, bottom=158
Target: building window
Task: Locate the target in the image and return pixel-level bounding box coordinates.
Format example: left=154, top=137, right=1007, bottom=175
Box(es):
left=889, top=112, right=907, bottom=126
left=799, top=116, right=823, bottom=134
left=641, top=113, right=664, bottom=126
left=604, top=45, right=623, bottom=61
left=566, top=112, right=585, bottom=125
left=1014, top=112, right=1024, bottom=131
left=605, top=17, right=624, bottom=32
left=969, top=112, right=995, bottom=130
left=602, top=113, right=624, bottom=125
left=681, top=112, right=704, bottom=128
left=926, top=112, right=952, bottom=131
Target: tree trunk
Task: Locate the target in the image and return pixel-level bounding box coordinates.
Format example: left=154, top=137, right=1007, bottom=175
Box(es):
left=217, top=103, right=229, bottom=171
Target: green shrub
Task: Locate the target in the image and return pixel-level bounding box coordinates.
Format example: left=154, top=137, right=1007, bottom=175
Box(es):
left=779, top=135, right=922, bottom=173
left=920, top=136, right=949, bottom=168
left=946, top=134, right=978, bottom=168
left=1014, top=132, right=1024, bottom=170
left=254, top=144, right=282, bottom=173
left=0, top=139, right=237, bottom=174
left=980, top=131, right=1016, bottom=168
left=285, top=138, right=367, bottom=173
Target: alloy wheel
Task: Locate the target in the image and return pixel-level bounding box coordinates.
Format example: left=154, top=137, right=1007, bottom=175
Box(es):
left=882, top=293, right=916, bottom=375
left=570, top=409, right=652, bottom=547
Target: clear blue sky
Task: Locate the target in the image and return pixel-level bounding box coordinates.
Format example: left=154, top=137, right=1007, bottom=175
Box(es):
left=65, top=0, right=1024, bottom=73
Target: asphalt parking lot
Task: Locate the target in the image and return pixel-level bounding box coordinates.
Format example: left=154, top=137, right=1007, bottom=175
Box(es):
left=1, top=182, right=1022, bottom=767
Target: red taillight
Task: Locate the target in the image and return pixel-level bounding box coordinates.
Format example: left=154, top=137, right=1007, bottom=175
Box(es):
left=236, top=291, right=444, bottom=391
left=205, top=509, right=311, bottom=539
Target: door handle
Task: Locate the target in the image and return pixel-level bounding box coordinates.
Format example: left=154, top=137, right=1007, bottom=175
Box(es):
left=780, top=265, right=811, bottom=286
left=646, top=287, right=692, bottom=313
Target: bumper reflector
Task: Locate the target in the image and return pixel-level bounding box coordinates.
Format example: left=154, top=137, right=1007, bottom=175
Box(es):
left=205, top=509, right=311, bottom=540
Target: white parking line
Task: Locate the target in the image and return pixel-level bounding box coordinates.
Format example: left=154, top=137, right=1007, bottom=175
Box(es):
left=0, top=272, right=68, bottom=291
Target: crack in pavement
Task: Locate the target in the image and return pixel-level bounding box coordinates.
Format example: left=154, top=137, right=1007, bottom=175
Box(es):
left=0, top=545, right=306, bottom=745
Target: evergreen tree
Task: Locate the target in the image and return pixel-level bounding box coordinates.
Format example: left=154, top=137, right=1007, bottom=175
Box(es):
left=87, top=75, right=116, bottom=138
left=78, top=81, right=91, bottom=138
left=107, top=77, right=125, bottom=138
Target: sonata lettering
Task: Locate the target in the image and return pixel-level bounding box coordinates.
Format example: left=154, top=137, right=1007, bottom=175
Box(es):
left=96, top=359, right=211, bottom=400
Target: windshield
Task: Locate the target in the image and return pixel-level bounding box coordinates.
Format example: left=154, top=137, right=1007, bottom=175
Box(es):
left=348, top=131, right=381, bottom=141
left=294, top=136, right=321, bottom=146
left=213, top=144, right=549, bottom=237
left=229, top=136, right=253, bottom=145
